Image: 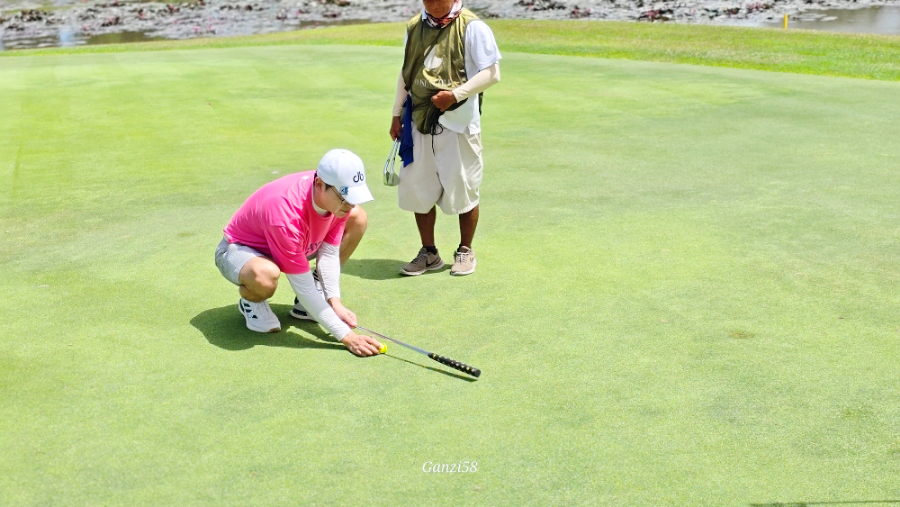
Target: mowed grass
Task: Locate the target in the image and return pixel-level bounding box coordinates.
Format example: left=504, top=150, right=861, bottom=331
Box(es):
left=2, top=28, right=900, bottom=507
left=3, top=20, right=900, bottom=80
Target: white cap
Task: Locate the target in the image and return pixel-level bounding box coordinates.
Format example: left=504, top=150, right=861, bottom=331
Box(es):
left=317, top=149, right=374, bottom=205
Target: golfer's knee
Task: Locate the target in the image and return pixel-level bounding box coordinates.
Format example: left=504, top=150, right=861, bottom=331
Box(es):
left=240, top=259, right=280, bottom=300
left=253, top=272, right=279, bottom=298
left=338, top=206, right=368, bottom=266
left=346, top=206, right=368, bottom=239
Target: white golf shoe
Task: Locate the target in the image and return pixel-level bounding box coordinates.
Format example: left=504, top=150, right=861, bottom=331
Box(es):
left=238, top=298, right=281, bottom=333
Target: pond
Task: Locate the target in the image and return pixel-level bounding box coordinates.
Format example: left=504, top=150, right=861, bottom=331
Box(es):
left=753, top=5, right=900, bottom=35
left=1, top=0, right=898, bottom=51
left=0, top=0, right=374, bottom=51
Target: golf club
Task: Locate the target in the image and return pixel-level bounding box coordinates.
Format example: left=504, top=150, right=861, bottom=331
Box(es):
left=382, top=139, right=401, bottom=186
left=356, top=325, right=481, bottom=378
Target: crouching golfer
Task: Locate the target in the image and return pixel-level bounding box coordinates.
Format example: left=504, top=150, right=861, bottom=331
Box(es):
left=214, top=149, right=384, bottom=356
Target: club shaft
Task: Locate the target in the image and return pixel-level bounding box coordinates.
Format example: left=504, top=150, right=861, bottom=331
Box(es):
left=356, top=325, right=430, bottom=356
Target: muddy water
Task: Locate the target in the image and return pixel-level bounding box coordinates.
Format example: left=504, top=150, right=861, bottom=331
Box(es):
left=1, top=0, right=898, bottom=51
left=2, top=19, right=364, bottom=50
left=755, top=5, right=900, bottom=34
left=0, top=0, right=415, bottom=50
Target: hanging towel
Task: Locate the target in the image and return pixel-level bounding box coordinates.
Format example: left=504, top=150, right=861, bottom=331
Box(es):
left=399, top=95, right=415, bottom=167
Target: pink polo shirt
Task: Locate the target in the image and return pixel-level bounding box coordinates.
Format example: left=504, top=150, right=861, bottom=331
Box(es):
left=223, top=171, right=347, bottom=275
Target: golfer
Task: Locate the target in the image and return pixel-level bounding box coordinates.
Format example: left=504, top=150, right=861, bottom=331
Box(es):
left=389, top=0, right=501, bottom=276
left=214, top=149, right=383, bottom=357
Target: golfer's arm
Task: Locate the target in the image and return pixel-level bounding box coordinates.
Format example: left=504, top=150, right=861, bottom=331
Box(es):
left=315, top=242, right=341, bottom=301
left=392, top=72, right=407, bottom=117
left=286, top=272, right=351, bottom=339
left=452, top=63, right=500, bottom=102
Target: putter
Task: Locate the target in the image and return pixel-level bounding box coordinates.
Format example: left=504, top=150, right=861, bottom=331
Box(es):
left=383, top=139, right=401, bottom=187
left=356, top=325, right=481, bottom=378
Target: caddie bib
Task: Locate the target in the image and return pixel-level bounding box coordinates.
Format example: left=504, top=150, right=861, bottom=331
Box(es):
left=401, top=8, right=479, bottom=134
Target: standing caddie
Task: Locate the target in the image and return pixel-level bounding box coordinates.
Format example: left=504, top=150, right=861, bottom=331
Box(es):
left=389, top=0, right=501, bottom=276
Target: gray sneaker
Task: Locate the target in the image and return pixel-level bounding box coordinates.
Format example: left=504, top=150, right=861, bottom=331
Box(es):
left=450, top=246, right=476, bottom=276
left=400, top=247, right=444, bottom=276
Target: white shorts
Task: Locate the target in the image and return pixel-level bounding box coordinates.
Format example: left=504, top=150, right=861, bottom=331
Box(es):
left=398, top=128, right=483, bottom=215
left=214, top=237, right=265, bottom=286
left=215, top=237, right=319, bottom=285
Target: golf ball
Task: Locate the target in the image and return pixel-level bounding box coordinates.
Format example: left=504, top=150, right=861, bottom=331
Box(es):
left=379, top=344, right=387, bottom=354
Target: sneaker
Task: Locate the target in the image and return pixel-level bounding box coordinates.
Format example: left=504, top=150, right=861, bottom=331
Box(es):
left=399, top=247, right=444, bottom=276
left=290, top=270, right=323, bottom=320
left=290, top=297, right=315, bottom=320
left=239, top=298, right=281, bottom=333
left=450, top=246, right=476, bottom=276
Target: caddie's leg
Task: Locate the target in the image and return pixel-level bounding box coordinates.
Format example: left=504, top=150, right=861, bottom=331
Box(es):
left=238, top=256, right=280, bottom=302
left=340, top=205, right=368, bottom=266
left=399, top=206, right=443, bottom=276
left=459, top=204, right=479, bottom=249
left=415, top=206, right=437, bottom=247
left=450, top=204, right=479, bottom=276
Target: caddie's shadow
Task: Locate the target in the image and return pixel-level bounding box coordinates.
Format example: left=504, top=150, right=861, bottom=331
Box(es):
left=190, top=304, right=345, bottom=352
left=341, top=258, right=448, bottom=280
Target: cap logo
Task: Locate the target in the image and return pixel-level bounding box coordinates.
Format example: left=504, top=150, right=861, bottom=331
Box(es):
left=339, top=186, right=348, bottom=196
left=353, top=171, right=365, bottom=183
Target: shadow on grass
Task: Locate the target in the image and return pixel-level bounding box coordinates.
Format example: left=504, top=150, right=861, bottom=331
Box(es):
left=192, top=304, right=477, bottom=381
left=190, top=304, right=344, bottom=352
left=389, top=355, right=479, bottom=382
left=341, top=258, right=449, bottom=280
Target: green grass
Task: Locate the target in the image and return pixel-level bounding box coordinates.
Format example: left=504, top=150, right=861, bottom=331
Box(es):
left=2, top=29, right=900, bottom=507
left=3, top=20, right=900, bottom=80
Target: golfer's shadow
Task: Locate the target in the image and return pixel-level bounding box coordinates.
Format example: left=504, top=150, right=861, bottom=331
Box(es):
left=190, top=304, right=344, bottom=351
left=192, top=305, right=478, bottom=381
left=342, top=258, right=448, bottom=280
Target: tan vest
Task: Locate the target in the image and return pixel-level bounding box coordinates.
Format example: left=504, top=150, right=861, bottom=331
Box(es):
left=402, top=9, right=478, bottom=134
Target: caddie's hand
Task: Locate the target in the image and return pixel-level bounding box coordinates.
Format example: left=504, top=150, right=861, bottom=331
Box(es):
left=431, top=90, right=456, bottom=112
left=329, top=299, right=357, bottom=328
left=390, top=116, right=402, bottom=140
left=340, top=331, right=383, bottom=357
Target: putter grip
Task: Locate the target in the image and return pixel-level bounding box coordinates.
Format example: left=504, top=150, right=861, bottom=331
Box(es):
left=429, top=353, right=481, bottom=378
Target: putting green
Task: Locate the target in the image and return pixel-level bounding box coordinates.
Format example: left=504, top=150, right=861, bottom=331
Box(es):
left=2, top=43, right=899, bottom=506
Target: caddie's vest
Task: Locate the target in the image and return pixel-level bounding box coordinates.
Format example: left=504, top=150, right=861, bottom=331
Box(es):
left=401, top=8, right=479, bottom=135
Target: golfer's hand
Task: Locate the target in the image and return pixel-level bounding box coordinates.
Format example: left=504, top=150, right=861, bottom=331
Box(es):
left=390, top=116, right=402, bottom=140
left=329, top=299, right=357, bottom=328
left=431, top=90, right=456, bottom=112
left=340, top=331, right=383, bottom=357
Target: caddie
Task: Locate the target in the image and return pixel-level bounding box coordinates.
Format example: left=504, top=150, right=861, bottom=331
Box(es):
left=389, top=0, right=502, bottom=277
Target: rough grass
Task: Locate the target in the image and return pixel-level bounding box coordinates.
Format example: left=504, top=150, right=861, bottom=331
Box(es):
left=2, top=20, right=900, bottom=80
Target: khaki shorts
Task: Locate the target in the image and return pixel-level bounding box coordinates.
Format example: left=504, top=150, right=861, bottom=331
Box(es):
left=398, top=128, right=483, bottom=215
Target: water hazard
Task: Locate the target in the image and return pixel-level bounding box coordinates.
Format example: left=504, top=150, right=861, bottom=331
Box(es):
left=755, top=5, right=900, bottom=34
left=1, top=0, right=898, bottom=51
left=0, top=0, right=395, bottom=50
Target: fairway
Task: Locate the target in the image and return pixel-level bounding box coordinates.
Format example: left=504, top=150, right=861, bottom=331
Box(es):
left=2, top=39, right=900, bottom=506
